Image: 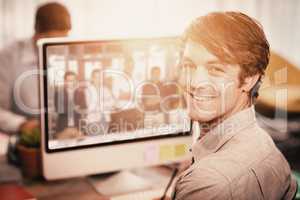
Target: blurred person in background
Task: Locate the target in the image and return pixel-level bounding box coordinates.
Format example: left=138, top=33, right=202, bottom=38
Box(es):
left=0, top=2, right=72, bottom=134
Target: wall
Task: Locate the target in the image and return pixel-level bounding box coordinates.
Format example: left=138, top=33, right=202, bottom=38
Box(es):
left=0, top=0, right=299, bottom=68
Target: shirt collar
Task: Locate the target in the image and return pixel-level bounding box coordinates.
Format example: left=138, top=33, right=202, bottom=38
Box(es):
left=192, top=106, right=257, bottom=162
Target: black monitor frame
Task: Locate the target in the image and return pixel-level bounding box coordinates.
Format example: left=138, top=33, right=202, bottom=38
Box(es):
left=41, top=37, right=191, bottom=153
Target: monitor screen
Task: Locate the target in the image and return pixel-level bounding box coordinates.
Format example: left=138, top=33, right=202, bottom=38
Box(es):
left=43, top=37, right=191, bottom=151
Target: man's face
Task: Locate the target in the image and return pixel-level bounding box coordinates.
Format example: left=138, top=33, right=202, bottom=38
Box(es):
left=180, top=39, right=244, bottom=122
left=92, top=72, right=101, bottom=86
left=151, top=68, right=161, bottom=82
left=64, top=74, right=77, bottom=89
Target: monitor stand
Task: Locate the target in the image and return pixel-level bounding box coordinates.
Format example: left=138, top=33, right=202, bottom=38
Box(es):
left=87, top=166, right=172, bottom=197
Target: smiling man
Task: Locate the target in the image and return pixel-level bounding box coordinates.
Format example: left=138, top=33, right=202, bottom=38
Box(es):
left=172, top=12, right=297, bottom=200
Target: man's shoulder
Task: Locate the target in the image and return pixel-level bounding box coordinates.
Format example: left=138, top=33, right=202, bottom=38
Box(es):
left=0, top=38, right=33, bottom=67
left=192, top=153, right=245, bottom=184
left=175, top=122, right=293, bottom=200
left=0, top=38, right=32, bottom=53
left=182, top=159, right=229, bottom=181
left=195, top=123, right=288, bottom=181
left=223, top=122, right=278, bottom=160
left=175, top=163, right=231, bottom=200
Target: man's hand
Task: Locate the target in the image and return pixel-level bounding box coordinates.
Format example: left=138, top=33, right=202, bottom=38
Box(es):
left=19, top=119, right=39, bottom=133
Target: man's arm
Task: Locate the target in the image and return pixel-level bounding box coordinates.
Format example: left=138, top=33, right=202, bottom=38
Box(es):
left=0, top=108, right=26, bottom=133
left=173, top=165, right=231, bottom=200
left=0, top=45, right=26, bottom=133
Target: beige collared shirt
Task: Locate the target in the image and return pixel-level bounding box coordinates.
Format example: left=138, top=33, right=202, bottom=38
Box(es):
left=173, top=106, right=297, bottom=200
left=0, top=39, right=39, bottom=133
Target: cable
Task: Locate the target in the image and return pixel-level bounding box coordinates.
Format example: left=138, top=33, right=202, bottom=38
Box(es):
left=160, top=166, right=179, bottom=200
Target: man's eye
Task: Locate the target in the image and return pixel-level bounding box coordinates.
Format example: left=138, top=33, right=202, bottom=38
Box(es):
left=208, top=66, right=224, bottom=75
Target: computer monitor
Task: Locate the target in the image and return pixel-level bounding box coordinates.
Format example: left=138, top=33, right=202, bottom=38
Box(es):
left=38, top=36, right=192, bottom=180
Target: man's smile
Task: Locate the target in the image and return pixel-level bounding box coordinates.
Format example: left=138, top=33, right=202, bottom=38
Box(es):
left=186, top=90, right=219, bottom=102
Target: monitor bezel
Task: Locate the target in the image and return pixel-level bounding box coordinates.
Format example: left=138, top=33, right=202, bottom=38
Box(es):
left=41, top=36, right=191, bottom=153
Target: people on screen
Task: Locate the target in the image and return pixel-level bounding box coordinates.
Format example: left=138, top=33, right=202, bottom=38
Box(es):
left=81, top=69, right=116, bottom=136
left=54, top=71, right=82, bottom=137
left=141, top=66, right=163, bottom=112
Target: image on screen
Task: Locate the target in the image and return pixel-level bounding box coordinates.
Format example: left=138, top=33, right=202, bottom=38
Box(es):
left=45, top=37, right=191, bottom=150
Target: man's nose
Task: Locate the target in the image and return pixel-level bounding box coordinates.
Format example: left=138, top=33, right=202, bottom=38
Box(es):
left=190, top=65, right=210, bottom=89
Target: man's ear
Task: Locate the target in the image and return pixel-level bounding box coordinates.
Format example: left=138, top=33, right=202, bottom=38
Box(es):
left=241, top=74, right=260, bottom=92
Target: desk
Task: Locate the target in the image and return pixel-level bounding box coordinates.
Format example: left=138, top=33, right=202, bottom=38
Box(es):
left=0, top=132, right=178, bottom=200
left=0, top=154, right=173, bottom=200
left=24, top=167, right=174, bottom=200
left=0, top=155, right=104, bottom=200
left=24, top=177, right=109, bottom=200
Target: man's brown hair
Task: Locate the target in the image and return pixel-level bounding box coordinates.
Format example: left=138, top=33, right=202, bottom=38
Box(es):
left=35, top=2, right=71, bottom=34
left=183, top=11, right=270, bottom=98
left=64, top=71, right=77, bottom=81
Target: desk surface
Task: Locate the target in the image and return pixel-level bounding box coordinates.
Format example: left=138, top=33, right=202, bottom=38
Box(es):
left=24, top=177, right=109, bottom=200
left=0, top=154, right=173, bottom=200
left=0, top=154, right=107, bottom=200
left=24, top=166, right=175, bottom=200
left=24, top=167, right=173, bottom=200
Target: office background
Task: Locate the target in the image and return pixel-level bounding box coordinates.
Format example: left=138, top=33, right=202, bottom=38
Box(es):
left=0, top=0, right=299, bottom=69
